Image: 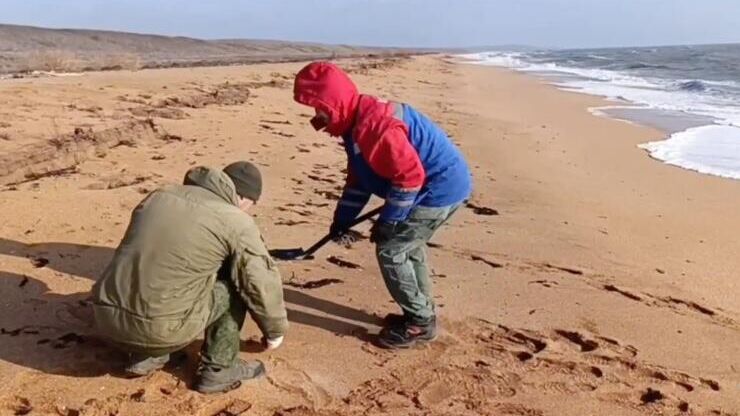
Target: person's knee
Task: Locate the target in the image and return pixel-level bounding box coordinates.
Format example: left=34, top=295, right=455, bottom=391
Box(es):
left=376, top=245, right=410, bottom=266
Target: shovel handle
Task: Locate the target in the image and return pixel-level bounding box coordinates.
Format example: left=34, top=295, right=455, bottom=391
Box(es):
left=301, top=206, right=382, bottom=258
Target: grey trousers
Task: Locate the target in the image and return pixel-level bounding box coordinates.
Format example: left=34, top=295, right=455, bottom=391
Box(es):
left=375, top=204, right=460, bottom=325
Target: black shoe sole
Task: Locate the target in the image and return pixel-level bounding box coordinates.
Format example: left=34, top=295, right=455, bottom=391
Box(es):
left=196, top=380, right=243, bottom=395
left=195, top=364, right=266, bottom=394
left=376, top=332, right=438, bottom=350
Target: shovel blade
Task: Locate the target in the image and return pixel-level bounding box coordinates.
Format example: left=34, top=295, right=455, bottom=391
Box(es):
left=269, top=248, right=314, bottom=261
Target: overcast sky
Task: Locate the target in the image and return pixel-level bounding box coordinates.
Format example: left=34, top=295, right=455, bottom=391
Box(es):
left=2, top=0, right=739, bottom=49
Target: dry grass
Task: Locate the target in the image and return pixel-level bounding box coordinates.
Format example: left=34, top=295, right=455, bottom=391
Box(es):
left=20, top=50, right=142, bottom=73
left=99, top=53, right=141, bottom=71
left=23, top=50, right=80, bottom=72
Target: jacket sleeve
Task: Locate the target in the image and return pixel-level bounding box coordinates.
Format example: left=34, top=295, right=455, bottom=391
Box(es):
left=362, top=125, right=425, bottom=223
left=332, top=163, right=371, bottom=228
left=233, top=220, right=288, bottom=339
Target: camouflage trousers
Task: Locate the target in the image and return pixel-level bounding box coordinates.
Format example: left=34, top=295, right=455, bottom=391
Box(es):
left=375, top=204, right=461, bottom=325
left=199, top=278, right=247, bottom=369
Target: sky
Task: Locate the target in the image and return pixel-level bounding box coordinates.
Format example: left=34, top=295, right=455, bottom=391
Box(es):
left=1, top=0, right=739, bottom=49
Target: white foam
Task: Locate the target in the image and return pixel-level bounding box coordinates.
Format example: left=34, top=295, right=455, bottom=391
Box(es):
left=461, top=51, right=740, bottom=180
left=461, top=52, right=740, bottom=128
left=587, top=105, right=642, bottom=126
left=639, top=125, right=740, bottom=180
left=458, top=52, right=530, bottom=69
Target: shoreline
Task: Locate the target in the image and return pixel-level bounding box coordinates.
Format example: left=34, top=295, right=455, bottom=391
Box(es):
left=457, top=53, right=740, bottom=182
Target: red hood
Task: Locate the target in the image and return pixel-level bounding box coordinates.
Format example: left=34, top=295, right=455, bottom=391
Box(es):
left=294, top=62, right=359, bottom=137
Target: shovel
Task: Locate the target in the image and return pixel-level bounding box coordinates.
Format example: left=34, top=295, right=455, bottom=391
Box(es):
left=269, top=206, right=382, bottom=261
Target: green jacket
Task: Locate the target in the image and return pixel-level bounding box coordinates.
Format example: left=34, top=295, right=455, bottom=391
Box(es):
left=92, top=166, right=287, bottom=352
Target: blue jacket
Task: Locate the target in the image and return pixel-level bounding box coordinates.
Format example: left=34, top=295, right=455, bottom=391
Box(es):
left=335, top=101, right=472, bottom=225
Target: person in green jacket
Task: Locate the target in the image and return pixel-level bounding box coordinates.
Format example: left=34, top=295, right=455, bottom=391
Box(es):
left=92, top=161, right=288, bottom=394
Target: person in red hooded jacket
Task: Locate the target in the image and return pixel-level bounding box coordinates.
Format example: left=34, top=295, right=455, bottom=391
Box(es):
left=294, top=61, right=472, bottom=348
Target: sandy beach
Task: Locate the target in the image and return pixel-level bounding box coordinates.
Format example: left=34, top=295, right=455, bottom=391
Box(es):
left=0, top=55, right=738, bottom=416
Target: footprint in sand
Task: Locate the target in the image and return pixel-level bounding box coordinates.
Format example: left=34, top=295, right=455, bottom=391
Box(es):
left=267, top=359, right=333, bottom=409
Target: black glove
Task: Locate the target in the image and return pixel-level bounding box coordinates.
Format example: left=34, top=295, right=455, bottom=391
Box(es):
left=370, top=221, right=397, bottom=244
left=330, top=222, right=361, bottom=247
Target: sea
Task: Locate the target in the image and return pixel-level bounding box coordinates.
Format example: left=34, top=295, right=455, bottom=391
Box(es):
left=460, top=44, right=740, bottom=180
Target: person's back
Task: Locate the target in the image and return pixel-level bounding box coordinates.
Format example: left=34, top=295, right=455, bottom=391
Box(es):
left=345, top=95, right=472, bottom=209
left=93, top=167, right=247, bottom=351
left=92, top=163, right=287, bottom=393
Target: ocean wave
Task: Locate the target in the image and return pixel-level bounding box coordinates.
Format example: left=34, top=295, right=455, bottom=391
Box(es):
left=460, top=50, right=740, bottom=180
left=639, top=125, right=740, bottom=180
left=461, top=51, right=740, bottom=126
left=622, top=62, right=672, bottom=70
left=677, top=80, right=708, bottom=92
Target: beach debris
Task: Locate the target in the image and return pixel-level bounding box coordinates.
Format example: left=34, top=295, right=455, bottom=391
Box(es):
left=130, top=106, right=188, bottom=120
left=555, top=330, right=599, bottom=352
left=543, top=263, right=584, bottom=275
left=327, top=256, right=362, bottom=269
left=701, top=379, right=721, bottom=391
left=307, top=174, right=336, bottom=184
left=84, top=174, right=150, bottom=190
left=275, top=219, right=310, bottom=226
left=470, top=254, right=503, bottom=268
left=29, top=256, right=50, bottom=268
left=8, top=396, right=32, bottom=415
left=130, top=389, right=146, bottom=403
left=153, top=82, right=252, bottom=109
left=466, top=202, right=499, bottom=216
left=260, top=119, right=292, bottom=125
left=665, top=297, right=716, bottom=317
left=1, top=326, right=40, bottom=336
left=11, top=166, right=80, bottom=186
left=285, top=278, right=343, bottom=290
left=516, top=351, right=534, bottom=362
left=277, top=206, right=313, bottom=217
left=52, top=332, right=85, bottom=349
left=314, top=189, right=341, bottom=200
left=431, top=269, right=447, bottom=278
left=603, top=284, right=642, bottom=301
left=18, top=276, right=29, bottom=287
left=161, top=133, right=183, bottom=142
left=530, top=280, right=558, bottom=288
left=640, top=387, right=664, bottom=404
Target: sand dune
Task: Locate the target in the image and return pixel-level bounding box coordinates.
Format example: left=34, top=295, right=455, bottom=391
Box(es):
left=0, top=23, right=418, bottom=74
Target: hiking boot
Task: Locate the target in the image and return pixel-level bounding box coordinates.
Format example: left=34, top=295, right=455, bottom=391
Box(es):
left=377, top=318, right=438, bottom=349
left=195, top=359, right=266, bottom=394
left=125, top=353, right=170, bottom=377
left=383, top=313, right=408, bottom=327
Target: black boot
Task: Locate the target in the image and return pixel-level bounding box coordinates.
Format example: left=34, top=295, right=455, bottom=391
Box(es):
left=377, top=317, right=437, bottom=349
left=195, top=359, right=266, bottom=394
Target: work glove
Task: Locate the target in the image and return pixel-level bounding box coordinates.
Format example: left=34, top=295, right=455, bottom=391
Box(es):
left=262, top=335, right=284, bottom=350
left=370, top=221, right=397, bottom=245
left=329, top=222, right=361, bottom=247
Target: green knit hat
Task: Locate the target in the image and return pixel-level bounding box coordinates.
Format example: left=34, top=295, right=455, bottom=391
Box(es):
left=223, top=161, right=262, bottom=202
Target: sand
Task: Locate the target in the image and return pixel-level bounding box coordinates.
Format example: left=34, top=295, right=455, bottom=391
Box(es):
left=0, top=56, right=737, bottom=416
